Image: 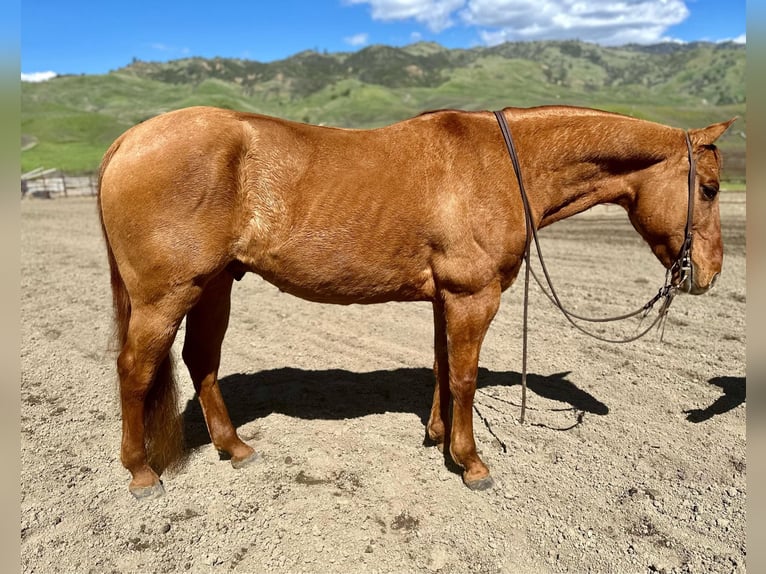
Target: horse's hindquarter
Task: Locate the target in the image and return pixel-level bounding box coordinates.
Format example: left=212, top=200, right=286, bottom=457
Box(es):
left=99, top=107, right=251, bottom=298
left=235, top=112, right=518, bottom=303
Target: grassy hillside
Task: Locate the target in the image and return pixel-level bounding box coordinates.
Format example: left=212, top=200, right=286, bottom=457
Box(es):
left=21, top=40, right=746, bottom=181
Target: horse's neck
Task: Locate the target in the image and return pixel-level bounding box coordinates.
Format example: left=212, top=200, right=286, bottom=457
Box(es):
left=532, top=160, right=628, bottom=227
left=517, top=118, right=667, bottom=228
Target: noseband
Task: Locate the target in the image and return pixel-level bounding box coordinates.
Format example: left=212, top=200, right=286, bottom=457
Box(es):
left=492, top=110, right=698, bottom=422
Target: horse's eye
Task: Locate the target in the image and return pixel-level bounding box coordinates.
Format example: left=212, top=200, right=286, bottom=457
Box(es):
left=701, top=184, right=719, bottom=200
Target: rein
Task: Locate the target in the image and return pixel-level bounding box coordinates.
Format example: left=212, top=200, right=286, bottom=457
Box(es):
left=492, top=110, right=697, bottom=423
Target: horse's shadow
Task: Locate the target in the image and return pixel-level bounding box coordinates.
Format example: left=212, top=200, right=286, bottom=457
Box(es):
left=181, top=367, right=609, bottom=449
left=684, top=376, right=746, bottom=423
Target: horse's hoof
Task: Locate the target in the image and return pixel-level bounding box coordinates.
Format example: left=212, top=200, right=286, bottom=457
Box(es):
left=464, top=475, right=495, bottom=491
left=231, top=451, right=260, bottom=469
left=129, top=482, right=165, bottom=500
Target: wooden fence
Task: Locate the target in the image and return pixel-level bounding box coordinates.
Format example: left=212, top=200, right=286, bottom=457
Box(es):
left=21, top=169, right=98, bottom=199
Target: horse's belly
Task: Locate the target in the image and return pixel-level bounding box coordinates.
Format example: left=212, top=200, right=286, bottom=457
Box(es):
left=246, top=244, right=436, bottom=304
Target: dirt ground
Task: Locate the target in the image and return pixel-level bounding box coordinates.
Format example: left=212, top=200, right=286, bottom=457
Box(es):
left=21, top=193, right=746, bottom=574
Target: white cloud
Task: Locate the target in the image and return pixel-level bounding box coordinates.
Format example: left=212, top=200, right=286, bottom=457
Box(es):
left=346, top=0, right=698, bottom=45
left=730, top=33, right=746, bottom=44
left=345, top=32, right=370, bottom=46
left=346, top=0, right=466, bottom=32
left=21, top=71, right=57, bottom=82
left=462, top=0, right=690, bottom=45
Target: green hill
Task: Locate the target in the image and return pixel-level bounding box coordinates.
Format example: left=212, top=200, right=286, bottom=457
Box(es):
left=21, top=40, right=746, bottom=181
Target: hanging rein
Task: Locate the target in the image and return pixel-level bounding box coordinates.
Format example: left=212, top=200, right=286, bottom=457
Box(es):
left=492, top=111, right=697, bottom=423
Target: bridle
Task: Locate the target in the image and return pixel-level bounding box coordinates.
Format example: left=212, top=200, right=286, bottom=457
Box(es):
left=673, top=131, right=697, bottom=293
left=492, top=110, right=698, bottom=422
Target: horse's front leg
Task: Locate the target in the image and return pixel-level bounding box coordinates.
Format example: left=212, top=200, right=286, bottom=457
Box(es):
left=426, top=299, right=450, bottom=450
left=442, top=282, right=501, bottom=489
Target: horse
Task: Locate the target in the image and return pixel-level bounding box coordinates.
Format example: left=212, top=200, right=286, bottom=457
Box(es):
left=97, top=105, right=734, bottom=498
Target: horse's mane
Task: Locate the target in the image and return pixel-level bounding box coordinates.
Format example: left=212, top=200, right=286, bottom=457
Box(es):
left=417, top=105, right=637, bottom=121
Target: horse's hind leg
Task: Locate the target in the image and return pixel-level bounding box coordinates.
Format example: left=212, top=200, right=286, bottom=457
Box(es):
left=118, top=301, right=189, bottom=499
left=182, top=272, right=256, bottom=467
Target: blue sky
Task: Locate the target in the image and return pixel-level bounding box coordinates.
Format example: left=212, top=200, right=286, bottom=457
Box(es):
left=21, top=0, right=746, bottom=80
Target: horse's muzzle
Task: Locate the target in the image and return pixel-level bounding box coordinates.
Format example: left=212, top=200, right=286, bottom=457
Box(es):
left=678, top=267, right=719, bottom=295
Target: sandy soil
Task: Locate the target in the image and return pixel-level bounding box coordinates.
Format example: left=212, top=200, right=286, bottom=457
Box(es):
left=21, top=193, right=746, bottom=573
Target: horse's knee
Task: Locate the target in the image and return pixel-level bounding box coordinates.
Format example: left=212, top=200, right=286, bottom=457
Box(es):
left=449, top=373, right=478, bottom=404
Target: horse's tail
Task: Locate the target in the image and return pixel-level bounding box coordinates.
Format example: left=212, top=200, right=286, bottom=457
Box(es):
left=97, top=140, right=185, bottom=475
left=97, top=141, right=129, bottom=353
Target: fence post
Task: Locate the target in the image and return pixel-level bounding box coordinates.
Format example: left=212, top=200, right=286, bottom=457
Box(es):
left=40, top=172, right=50, bottom=199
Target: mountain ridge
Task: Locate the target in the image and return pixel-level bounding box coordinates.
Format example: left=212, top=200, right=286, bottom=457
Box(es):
left=21, top=40, right=746, bottom=177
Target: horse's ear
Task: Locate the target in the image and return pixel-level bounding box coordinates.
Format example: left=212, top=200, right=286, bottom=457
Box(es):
left=690, top=118, right=737, bottom=146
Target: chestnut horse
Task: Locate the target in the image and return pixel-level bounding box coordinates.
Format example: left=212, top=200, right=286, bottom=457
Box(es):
left=98, top=105, right=734, bottom=498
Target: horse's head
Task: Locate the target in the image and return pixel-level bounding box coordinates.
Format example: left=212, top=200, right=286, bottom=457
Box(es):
left=627, top=118, right=736, bottom=295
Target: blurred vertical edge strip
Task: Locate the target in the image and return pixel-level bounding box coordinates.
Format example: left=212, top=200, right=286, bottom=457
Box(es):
left=746, top=4, right=764, bottom=574
left=1, top=0, right=21, bottom=569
